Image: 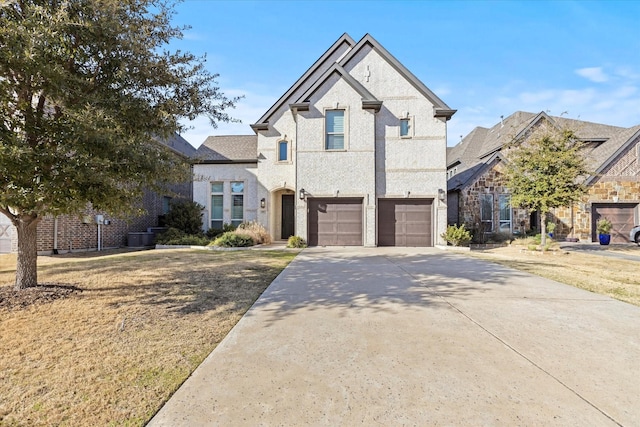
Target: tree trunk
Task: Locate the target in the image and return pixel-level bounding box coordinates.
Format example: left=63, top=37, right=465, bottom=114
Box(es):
left=14, top=215, right=40, bottom=290
left=540, top=214, right=547, bottom=249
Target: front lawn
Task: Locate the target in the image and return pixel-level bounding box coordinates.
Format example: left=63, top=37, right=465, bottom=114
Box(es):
left=0, top=248, right=297, bottom=426
left=466, top=245, right=640, bottom=306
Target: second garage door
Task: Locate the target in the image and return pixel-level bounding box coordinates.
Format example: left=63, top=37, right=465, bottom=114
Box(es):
left=592, top=203, right=637, bottom=243
left=308, top=198, right=363, bottom=246
left=378, top=199, right=432, bottom=246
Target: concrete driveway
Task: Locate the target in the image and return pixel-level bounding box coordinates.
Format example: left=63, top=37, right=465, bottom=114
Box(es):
left=149, top=247, right=640, bottom=426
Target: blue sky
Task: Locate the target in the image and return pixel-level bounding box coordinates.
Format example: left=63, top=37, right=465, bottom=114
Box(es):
left=170, top=0, right=640, bottom=147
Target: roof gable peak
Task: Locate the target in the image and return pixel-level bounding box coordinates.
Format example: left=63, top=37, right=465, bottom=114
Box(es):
left=339, top=34, right=455, bottom=120
left=251, top=33, right=356, bottom=132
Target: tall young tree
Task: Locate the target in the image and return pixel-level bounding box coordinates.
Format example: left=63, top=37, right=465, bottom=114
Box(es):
left=503, top=124, right=589, bottom=247
left=0, top=0, right=238, bottom=289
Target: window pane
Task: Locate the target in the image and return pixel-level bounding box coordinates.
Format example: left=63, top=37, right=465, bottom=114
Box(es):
left=211, top=195, right=223, bottom=219
left=232, top=194, right=243, bottom=220
left=326, top=110, right=344, bottom=133
left=211, top=220, right=223, bottom=230
left=231, top=181, right=244, bottom=193
left=499, top=195, right=511, bottom=221
left=211, top=182, right=223, bottom=193
left=400, top=119, right=410, bottom=136
left=481, top=195, right=493, bottom=221
left=326, top=134, right=344, bottom=150
left=278, top=141, right=288, bottom=161
left=163, top=198, right=171, bottom=215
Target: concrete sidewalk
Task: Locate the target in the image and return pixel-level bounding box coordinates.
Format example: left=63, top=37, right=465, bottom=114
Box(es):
left=148, top=247, right=640, bottom=426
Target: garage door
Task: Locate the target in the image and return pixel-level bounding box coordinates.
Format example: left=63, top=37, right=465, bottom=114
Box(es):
left=592, top=203, right=637, bottom=243
left=308, top=198, right=363, bottom=246
left=378, top=199, right=432, bottom=246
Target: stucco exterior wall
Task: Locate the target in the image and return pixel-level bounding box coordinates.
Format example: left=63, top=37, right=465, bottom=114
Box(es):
left=193, top=163, right=259, bottom=231
left=295, top=74, right=377, bottom=245
left=343, top=46, right=448, bottom=243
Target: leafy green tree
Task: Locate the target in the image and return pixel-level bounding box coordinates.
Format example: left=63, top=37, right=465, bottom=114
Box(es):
left=503, top=124, right=589, bottom=247
left=0, top=0, right=238, bottom=289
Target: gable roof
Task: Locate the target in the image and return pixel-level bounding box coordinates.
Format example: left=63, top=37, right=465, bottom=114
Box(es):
left=584, top=125, right=640, bottom=185
left=251, top=33, right=356, bottom=132
left=447, top=110, right=634, bottom=191
left=251, top=33, right=454, bottom=131
left=155, top=133, right=198, bottom=158
left=291, top=63, right=382, bottom=112
left=194, top=135, right=257, bottom=163
left=338, top=33, right=455, bottom=119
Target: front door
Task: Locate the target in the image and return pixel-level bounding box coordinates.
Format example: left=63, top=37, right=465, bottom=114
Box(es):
left=281, top=194, right=295, bottom=239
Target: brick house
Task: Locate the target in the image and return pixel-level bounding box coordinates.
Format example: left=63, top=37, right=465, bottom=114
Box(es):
left=193, top=33, right=454, bottom=246
left=0, top=134, right=195, bottom=254
left=447, top=111, right=640, bottom=243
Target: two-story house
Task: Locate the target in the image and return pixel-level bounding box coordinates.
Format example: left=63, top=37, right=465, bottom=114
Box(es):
left=193, top=33, right=454, bottom=246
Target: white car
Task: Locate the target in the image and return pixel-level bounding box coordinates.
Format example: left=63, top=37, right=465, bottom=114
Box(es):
left=630, top=225, right=640, bottom=245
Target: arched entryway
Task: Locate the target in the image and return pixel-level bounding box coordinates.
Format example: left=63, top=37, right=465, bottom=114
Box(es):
left=269, top=188, right=296, bottom=241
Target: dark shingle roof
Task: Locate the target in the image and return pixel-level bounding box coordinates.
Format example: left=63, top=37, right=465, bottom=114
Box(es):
left=447, top=111, right=635, bottom=191
left=160, top=133, right=198, bottom=158
left=195, top=135, right=257, bottom=163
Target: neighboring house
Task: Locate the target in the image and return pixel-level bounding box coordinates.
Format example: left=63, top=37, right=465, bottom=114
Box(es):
left=447, top=111, right=640, bottom=243
left=193, top=33, right=454, bottom=247
left=0, top=133, right=195, bottom=254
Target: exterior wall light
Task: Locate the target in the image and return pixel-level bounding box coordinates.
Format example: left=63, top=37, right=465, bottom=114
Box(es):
left=299, top=188, right=306, bottom=200
left=260, top=198, right=266, bottom=209
left=438, top=188, right=446, bottom=201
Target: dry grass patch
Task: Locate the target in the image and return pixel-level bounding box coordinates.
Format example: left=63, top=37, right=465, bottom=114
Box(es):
left=0, top=248, right=297, bottom=426
left=466, top=246, right=640, bottom=306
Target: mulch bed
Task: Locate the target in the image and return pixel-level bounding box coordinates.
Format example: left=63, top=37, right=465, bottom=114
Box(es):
left=0, top=284, right=82, bottom=311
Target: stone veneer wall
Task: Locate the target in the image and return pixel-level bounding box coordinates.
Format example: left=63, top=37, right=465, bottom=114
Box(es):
left=458, top=160, right=529, bottom=236
left=551, top=180, right=640, bottom=241
left=551, top=140, right=640, bottom=241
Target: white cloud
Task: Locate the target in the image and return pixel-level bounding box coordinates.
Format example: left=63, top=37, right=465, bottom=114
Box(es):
left=575, top=67, right=608, bottom=83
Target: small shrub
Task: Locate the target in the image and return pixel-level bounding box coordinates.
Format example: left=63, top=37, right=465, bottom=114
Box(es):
left=223, top=223, right=236, bottom=233
left=596, top=218, right=612, bottom=235
left=441, top=224, right=472, bottom=246
left=546, top=221, right=556, bottom=234
left=155, top=227, right=185, bottom=244
left=486, top=232, right=513, bottom=244
left=164, top=200, right=204, bottom=235
left=237, top=221, right=272, bottom=245
left=162, top=235, right=210, bottom=246
left=212, top=232, right=254, bottom=248
left=205, top=227, right=222, bottom=239
left=286, top=236, right=307, bottom=248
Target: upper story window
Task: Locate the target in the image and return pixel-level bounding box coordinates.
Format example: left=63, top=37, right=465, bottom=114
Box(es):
left=326, top=110, right=345, bottom=150
left=278, top=140, right=288, bottom=162
left=400, top=118, right=411, bottom=137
